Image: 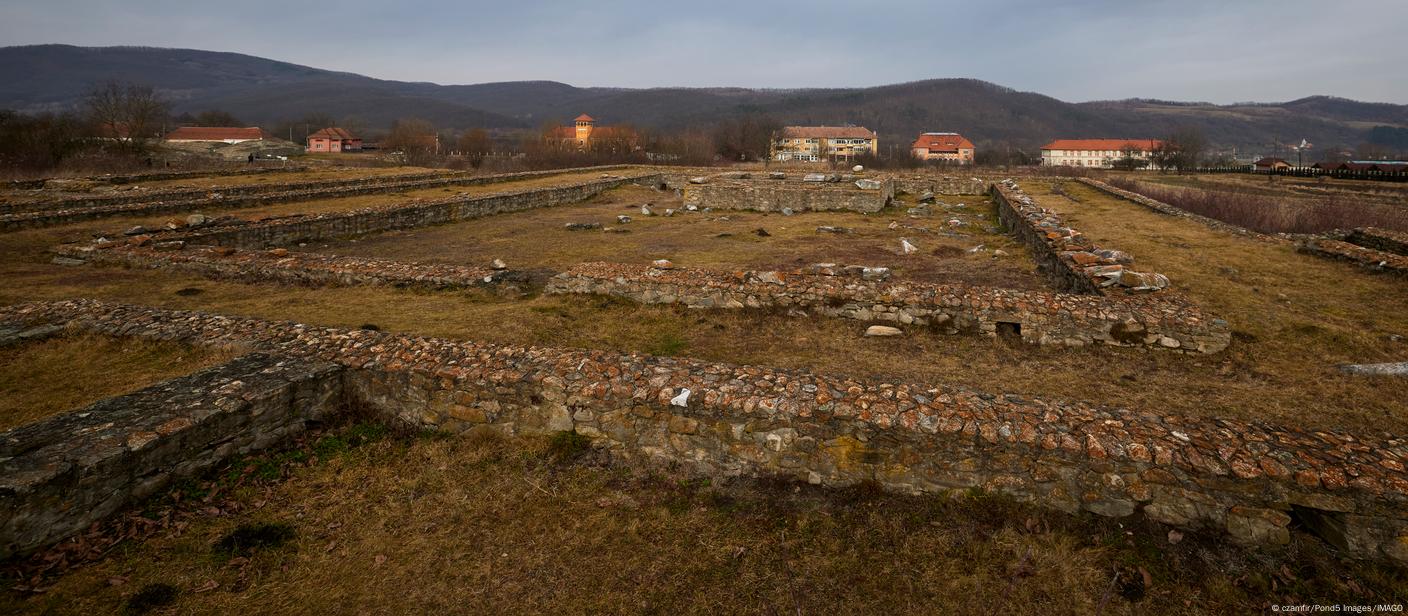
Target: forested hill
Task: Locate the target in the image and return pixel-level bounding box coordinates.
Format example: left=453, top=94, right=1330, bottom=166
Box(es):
left=3, top=44, right=1405, bottom=153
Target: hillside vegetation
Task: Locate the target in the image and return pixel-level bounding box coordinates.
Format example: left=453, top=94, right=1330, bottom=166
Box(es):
left=2, top=45, right=1406, bottom=152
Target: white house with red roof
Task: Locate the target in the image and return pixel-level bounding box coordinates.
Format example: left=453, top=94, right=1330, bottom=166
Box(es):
left=1040, top=139, right=1163, bottom=168
left=910, top=132, right=975, bottom=164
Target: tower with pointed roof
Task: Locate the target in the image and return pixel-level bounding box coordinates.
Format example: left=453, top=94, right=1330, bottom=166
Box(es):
left=574, top=114, right=595, bottom=144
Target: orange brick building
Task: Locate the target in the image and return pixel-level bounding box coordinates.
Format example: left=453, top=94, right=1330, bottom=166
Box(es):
left=910, top=132, right=975, bottom=164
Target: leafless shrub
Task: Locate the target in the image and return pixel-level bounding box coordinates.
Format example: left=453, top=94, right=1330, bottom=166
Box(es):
left=1104, top=177, right=1408, bottom=234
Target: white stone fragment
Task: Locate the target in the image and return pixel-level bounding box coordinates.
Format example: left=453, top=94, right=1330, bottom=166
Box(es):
left=865, top=325, right=903, bottom=337
left=1339, top=362, right=1408, bottom=376
left=670, top=388, right=691, bottom=407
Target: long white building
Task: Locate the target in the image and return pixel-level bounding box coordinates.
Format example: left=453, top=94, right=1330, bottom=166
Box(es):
left=1040, top=139, right=1162, bottom=168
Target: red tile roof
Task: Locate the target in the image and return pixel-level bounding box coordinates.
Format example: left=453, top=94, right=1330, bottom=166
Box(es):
left=1253, top=157, right=1289, bottom=166
left=574, top=114, right=595, bottom=122
left=781, top=126, right=876, bottom=140
left=911, top=132, right=974, bottom=151
left=1041, top=139, right=1162, bottom=152
left=165, top=126, right=269, bottom=141
left=309, top=127, right=358, bottom=140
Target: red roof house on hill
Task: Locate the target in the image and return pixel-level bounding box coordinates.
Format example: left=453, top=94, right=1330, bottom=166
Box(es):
left=165, top=126, right=271, bottom=143
left=911, top=132, right=975, bottom=164
left=306, top=127, right=362, bottom=153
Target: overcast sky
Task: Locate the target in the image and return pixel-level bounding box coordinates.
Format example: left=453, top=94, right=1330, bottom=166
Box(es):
left=4, top=0, right=1405, bottom=103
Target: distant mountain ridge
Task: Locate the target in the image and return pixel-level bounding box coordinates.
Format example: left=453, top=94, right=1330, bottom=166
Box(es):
left=3, top=44, right=1405, bottom=154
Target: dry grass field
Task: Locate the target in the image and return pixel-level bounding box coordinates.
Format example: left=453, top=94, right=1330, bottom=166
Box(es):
left=0, top=335, right=232, bottom=432
left=310, top=185, right=1041, bottom=288
left=0, top=166, right=442, bottom=207
left=4, top=423, right=1401, bottom=615
left=1119, top=171, right=1408, bottom=206
left=4, top=166, right=1408, bottom=611
left=1099, top=171, right=1408, bottom=234
left=1, top=175, right=1405, bottom=432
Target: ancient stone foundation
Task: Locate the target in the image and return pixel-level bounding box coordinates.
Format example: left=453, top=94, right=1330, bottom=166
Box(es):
left=4, top=170, right=447, bottom=214
left=2, top=300, right=1404, bottom=564
left=1298, top=238, right=1408, bottom=275
left=1347, top=227, right=1408, bottom=256
left=3, top=165, right=308, bottom=191
left=546, top=262, right=1229, bottom=353
left=892, top=175, right=989, bottom=196
left=56, top=244, right=513, bottom=290
left=0, top=352, right=342, bottom=558
left=1, top=165, right=641, bottom=231
left=132, top=173, right=661, bottom=249
left=681, top=177, right=893, bottom=213
left=992, top=180, right=1170, bottom=295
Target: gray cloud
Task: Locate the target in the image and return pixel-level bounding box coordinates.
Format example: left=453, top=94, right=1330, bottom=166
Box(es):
left=2, top=0, right=1403, bottom=103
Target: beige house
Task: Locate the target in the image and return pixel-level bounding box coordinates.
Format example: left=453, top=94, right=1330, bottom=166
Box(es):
left=771, top=126, right=878, bottom=162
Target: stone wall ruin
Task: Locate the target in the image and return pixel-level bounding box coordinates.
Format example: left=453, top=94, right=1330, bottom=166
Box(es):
left=546, top=262, right=1229, bottom=353
left=0, top=300, right=1402, bottom=564
left=0, top=351, right=342, bottom=558
left=680, top=175, right=894, bottom=213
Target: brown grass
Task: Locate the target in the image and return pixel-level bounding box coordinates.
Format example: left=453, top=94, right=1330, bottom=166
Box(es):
left=1102, top=175, right=1408, bottom=234
left=0, top=179, right=1406, bottom=432
left=127, top=165, right=446, bottom=190
left=3, top=170, right=1408, bottom=610
left=0, top=166, right=437, bottom=206
left=309, top=185, right=1041, bottom=288
left=1118, top=171, right=1408, bottom=207
left=0, top=335, right=232, bottom=432
left=4, top=426, right=1401, bottom=614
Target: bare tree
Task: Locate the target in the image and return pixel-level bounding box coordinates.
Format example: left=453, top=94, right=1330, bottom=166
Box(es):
left=1112, top=145, right=1149, bottom=170
left=0, top=110, right=88, bottom=171
left=457, top=128, right=491, bottom=167
left=272, top=113, right=335, bottom=145
left=713, top=115, right=780, bottom=162
left=1152, top=127, right=1207, bottom=173
left=384, top=118, right=439, bottom=165
left=84, top=81, right=167, bottom=148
